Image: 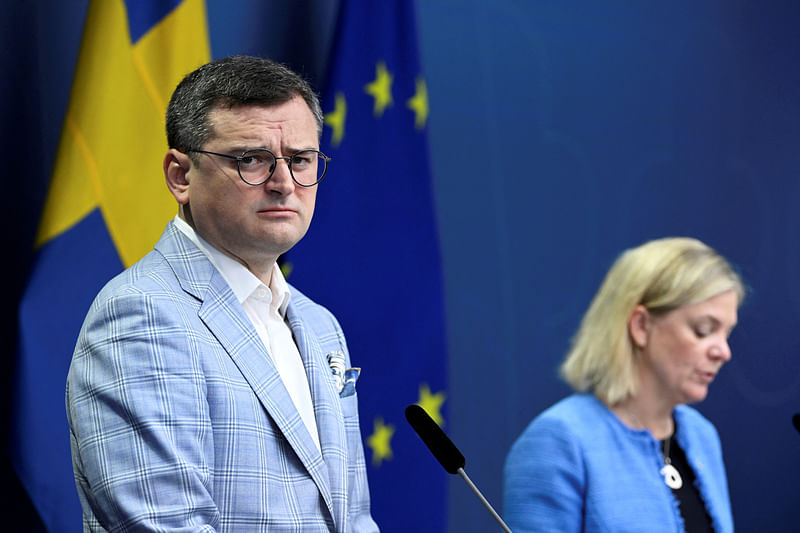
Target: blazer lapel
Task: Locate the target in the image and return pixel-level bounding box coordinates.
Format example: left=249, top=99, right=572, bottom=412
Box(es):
left=287, top=304, right=348, bottom=532
left=156, top=224, right=336, bottom=523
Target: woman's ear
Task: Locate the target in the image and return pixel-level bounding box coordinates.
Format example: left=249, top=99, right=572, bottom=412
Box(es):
left=628, top=305, right=650, bottom=349
left=164, top=149, right=191, bottom=205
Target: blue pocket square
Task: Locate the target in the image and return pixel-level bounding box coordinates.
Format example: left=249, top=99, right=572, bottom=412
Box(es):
left=327, top=351, right=360, bottom=397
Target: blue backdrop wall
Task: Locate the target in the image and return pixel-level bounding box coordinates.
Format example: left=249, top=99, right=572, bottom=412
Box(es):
left=418, top=2, right=800, bottom=532
left=2, top=1, right=798, bottom=531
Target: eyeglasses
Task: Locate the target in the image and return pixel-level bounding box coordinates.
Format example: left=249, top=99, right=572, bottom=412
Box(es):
left=188, top=148, right=330, bottom=187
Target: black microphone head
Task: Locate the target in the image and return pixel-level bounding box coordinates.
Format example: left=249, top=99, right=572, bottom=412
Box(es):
left=793, top=413, right=800, bottom=434
left=405, top=404, right=465, bottom=474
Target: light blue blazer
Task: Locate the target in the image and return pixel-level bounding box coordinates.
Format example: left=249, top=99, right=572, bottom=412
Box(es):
left=66, top=222, right=378, bottom=532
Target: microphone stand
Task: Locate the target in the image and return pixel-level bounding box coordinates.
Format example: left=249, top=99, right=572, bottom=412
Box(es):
left=456, top=467, right=512, bottom=533
left=405, top=404, right=513, bottom=532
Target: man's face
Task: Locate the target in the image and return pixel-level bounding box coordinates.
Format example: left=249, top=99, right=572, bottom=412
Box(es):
left=178, top=97, right=319, bottom=271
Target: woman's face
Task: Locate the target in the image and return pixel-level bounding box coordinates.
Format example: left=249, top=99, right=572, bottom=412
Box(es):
left=633, top=289, right=739, bottom=406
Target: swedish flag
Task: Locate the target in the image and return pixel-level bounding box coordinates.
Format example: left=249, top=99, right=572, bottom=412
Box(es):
left=13, top=1, right=209, bottom=529
left=288, top=1, right=449, bottom=529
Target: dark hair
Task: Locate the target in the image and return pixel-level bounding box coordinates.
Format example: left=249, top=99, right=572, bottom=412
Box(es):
left=166, top=55, right=323, bottom=152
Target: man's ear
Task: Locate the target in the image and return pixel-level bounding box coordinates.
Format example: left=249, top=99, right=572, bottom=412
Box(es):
left=628, top=305, right=650, bottom=349
left=164, top=149, right=191, bottom=205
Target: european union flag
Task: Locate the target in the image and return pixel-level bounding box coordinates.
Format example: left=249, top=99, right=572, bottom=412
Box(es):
left=287, top=1, right=449, bottom=530
left=13, top=1, right=209, bottom=530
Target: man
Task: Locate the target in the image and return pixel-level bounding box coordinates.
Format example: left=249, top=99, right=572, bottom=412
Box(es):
left=66, top=56, right=378, bottom=532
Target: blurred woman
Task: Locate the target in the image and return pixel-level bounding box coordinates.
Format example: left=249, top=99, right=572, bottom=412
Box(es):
left=504, top=237, right=743, bottom=533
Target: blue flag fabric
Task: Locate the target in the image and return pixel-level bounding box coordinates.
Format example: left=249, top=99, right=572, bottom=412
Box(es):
left=287, top=1, right=449, bottom=530
left=15, top=212, right=122, bottom=531
left=13, top=1, right=209, bottom=530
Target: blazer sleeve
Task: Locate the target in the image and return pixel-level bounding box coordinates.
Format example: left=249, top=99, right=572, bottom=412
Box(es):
left=67, top=287, right=219, bottom=532
left=503, top=414, right=586, bottom=533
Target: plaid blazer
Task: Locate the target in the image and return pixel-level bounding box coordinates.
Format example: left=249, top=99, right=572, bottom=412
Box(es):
left=66, top=222, right=378, bottom=532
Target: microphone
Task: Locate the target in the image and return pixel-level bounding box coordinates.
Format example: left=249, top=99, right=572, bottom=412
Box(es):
left=405, top=404, right=512, bottom=533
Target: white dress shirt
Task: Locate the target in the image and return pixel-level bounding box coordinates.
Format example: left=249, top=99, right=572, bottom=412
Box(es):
left=174, top=216, right=321, bottom=451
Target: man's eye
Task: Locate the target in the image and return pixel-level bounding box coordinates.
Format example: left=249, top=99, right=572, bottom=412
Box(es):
left=241, top=154, right=269, bottom=167
left=292, top=154, right=313, bottom=168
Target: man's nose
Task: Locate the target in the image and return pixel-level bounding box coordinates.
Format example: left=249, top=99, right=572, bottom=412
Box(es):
left=266, top=157, right=295, bottom=193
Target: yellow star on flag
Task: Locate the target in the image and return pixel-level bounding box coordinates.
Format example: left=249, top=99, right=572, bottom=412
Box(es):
left=324, top=92, right=347, bottom=147
left=279, top=260, right=293, bottom=279
left=364, top=61, right=394, bottom=117
left=367, top=417, right=395, bottom=466
left=406, top=76, right=428, bottom=129
left=417, top=383, right=446, bottom=427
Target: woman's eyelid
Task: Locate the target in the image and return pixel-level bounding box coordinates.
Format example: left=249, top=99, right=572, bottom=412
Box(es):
left=695, top=327, right=711, bottom=338
left=693, top=317, right=719, bottom=337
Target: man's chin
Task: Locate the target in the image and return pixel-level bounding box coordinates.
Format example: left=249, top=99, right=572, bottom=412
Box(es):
left=258, top=228, right=308, bottom=253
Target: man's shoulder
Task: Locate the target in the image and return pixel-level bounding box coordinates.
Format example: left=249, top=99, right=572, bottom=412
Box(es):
left=287, top=283, right=336, bottom=321
left=286, top=283, right=346, bottom=340
left=287, top=283, right=332, bottom=315
left=97, top=222, right=210, bottom=299
left=87, top=249, right=174, bottom=309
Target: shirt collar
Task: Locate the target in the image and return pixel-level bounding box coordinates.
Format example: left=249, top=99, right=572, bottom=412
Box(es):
left=173, top=215, right=291, bottom=317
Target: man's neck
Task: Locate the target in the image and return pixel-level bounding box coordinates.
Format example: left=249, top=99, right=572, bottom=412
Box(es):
left=178, top=210, right=277, bottom=286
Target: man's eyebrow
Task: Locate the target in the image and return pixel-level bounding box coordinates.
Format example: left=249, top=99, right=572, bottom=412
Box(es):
left=218, top=144, right=318, bottom=155
left=209, top=146, right=249, bottom=155
left=282, top=145, right=318, bottom=154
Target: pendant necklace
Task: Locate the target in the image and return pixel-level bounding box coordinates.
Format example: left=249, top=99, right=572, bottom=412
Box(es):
left=626, top=409, right=684, bottom=490
left=660, top=435, right=683, bottom=489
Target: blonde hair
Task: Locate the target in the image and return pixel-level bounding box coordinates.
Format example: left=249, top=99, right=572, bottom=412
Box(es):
left=560, top=237, right=744, bottom=405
